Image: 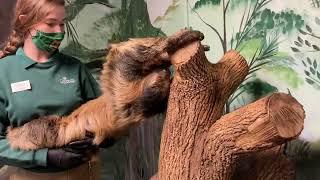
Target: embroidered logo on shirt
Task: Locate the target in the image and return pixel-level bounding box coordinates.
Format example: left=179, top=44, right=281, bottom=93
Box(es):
left=59, top=77, right=76, bottom=85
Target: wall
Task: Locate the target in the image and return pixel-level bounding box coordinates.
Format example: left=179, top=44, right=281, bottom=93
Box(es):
left=148, top=0, right=320, bottom=142
left=147, top=0, right=320, bottom=179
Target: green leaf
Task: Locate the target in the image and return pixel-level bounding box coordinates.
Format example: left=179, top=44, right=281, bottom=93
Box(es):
left=291, top=47, right=300, bottom=52
left=229, top=88, right=246, bottom=103
left=299, top=29, right=307, bottom=35
left=312, top=45, right=320, bottom=51
left=193, top=0, right=221, bottom=10
left=294, top=41, right=302, bottom=47
left=265, top=65, right=304, bottom=88
left=310, top=67, right=316, bottom=75
left=306, top=25, right=313, bottom=33
left=307, top=57, right=312, bottom=65
left=230, top=36, right=234, bottom=49
left=317, top=71, right=320, bottom=80
left=306, top=78, right=315, bottom=85
left=305, top=40, right=311, bottom=47
left=237, top=39, right=263, bottom=58
left=314, top=60, right=318, bottom=69
left=302, top=60, right=307, bottom=67
left=298, top=36, right=303, bottom=43
left=242, top=79, right=278, bottom=101
left=304, top=70, right=310, bottom=76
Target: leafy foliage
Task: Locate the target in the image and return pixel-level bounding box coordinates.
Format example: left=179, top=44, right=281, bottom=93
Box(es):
left=65, top=0, right=114, bottom=22
left=310, top=0, right=320, bottom=8
left=291, top=18, right=320, bottom=53
left=193, top=0, right=221, bottom=10
left=234, top=9, right=304, bottom=48
left=228, top=78, right=278, bottom=111
left=192, top=0, right=306, bottom=114
left=301, top=57, right=320, bottom=89
left=243, top=78, right=278, bottom=100
left=191, top=0, right=284, bottom=112
left=108, top=0, right=165, bottom=42
left=62, top=0, right=165, bottom=70
left=230, top=0, right=273, bottom=49
left=227, top=35, right=279, bottom=111
left=64, top=0, right=115, bottom=47
left=291, top=17, right=320, bottom=89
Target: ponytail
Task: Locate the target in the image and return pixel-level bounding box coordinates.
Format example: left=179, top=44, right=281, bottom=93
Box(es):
left=0, top=30, right=23, bottom=59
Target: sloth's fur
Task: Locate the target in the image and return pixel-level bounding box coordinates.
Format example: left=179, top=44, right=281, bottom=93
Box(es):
left=7, top=30, right=204, bottom=150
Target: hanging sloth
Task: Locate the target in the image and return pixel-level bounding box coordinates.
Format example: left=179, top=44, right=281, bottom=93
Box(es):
left=6, top=29, right=205, bottom=150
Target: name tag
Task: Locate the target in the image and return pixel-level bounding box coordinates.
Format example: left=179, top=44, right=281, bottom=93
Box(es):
left=11, top=80, right=32, bottom=93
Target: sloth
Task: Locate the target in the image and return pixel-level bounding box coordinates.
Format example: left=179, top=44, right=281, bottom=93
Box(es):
left=7, top=29, right=204, bottom=150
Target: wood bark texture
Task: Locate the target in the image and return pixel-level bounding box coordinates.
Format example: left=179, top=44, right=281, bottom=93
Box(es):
left=158, top=41, right=305, bottom=180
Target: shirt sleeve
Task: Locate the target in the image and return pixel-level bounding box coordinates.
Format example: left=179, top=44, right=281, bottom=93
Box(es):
left=79, top=63, right=102, bottom=101
left=0, top=97, right=48, bottom=168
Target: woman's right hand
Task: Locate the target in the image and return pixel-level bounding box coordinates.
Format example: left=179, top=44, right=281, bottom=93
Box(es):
left=47, top=138, right=97, bottom=170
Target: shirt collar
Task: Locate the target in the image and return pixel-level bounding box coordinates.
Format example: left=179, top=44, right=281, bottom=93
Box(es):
left=16, top=47, right=60, bottom=69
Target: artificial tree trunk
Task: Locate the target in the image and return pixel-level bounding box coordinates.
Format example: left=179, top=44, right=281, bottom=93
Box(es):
left=158, top=41, right=305, bottom=180
left=232, top=146, right=295, bottom=180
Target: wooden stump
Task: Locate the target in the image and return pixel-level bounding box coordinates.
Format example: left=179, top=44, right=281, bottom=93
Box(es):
left=158, top=41, right=305, bottom=180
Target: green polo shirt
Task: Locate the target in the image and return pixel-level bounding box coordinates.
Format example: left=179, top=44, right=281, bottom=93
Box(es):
left=0, top=48, right=101, bottom=172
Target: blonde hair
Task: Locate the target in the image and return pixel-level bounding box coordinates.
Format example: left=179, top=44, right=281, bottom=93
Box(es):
left=0, top=0, right=65, bottom=58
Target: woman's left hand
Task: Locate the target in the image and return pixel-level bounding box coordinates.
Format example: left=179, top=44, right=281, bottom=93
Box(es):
left=64, top=138, right=98, bottom=154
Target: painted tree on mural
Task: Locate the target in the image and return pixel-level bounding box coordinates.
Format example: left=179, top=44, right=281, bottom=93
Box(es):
left=103, top=1, right=165, bottom=179
left=62, top=0, right=166, bottom=179
left=61, top=0, right=115, bottom=69
left=62, top=0, right=165, bottom=68
left=192, top=0, right=305, bottom=112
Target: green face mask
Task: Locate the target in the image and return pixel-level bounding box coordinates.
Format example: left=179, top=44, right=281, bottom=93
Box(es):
left=32, top=30, right=65, bottom=53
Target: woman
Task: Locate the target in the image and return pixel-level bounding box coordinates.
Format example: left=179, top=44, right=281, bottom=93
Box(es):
left=0, top=0, right=112, bottom=179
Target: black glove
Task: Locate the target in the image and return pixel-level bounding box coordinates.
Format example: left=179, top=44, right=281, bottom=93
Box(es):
left=64, top=137, right=98, bottom=153
left=84, top=131, right=116, bottom=149
left=98, top=137, right=116, bottom=149
left=47, top=138, right=98, bottom=170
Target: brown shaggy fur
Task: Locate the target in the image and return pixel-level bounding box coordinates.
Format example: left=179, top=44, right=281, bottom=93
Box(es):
left=7, top=30, right=204, bottom=150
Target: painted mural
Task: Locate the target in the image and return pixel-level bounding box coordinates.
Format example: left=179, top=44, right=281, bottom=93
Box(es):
left=150, top=0, right=320, bottom=179
left=151, top=0, right=320, bottom=140
left=59, top=0, right=320, bottom=179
